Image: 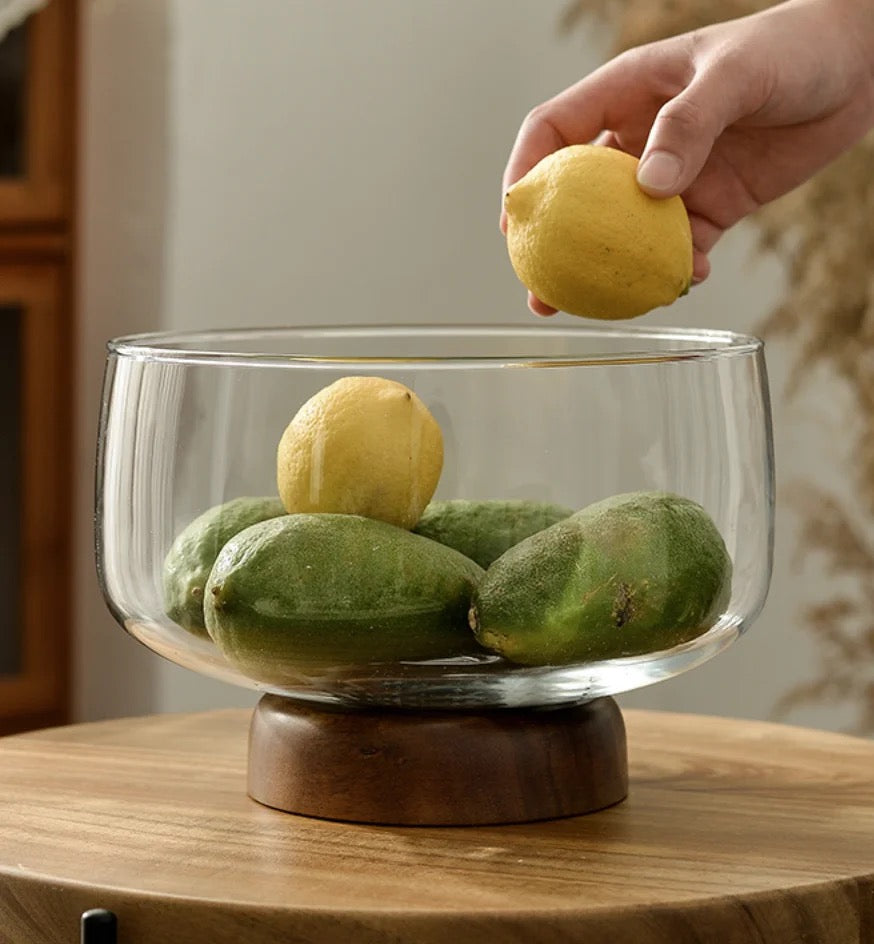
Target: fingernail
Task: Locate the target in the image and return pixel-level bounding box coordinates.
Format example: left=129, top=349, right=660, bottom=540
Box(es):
left=637, top=151, right=683, bottom=194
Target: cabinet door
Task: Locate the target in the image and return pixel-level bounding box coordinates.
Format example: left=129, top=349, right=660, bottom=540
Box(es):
left=0, top=264, right=70, bottom=734
left=0, top=0, right=74, bottom=224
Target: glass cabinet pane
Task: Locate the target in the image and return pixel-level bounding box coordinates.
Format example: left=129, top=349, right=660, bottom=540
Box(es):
left=0, top=305, right=21, bottom=675
left=0, top=24, right=27, bottom=178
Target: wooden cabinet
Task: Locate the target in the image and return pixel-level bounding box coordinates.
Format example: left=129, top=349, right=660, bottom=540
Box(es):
left=0, top=0, right=75, bottom=735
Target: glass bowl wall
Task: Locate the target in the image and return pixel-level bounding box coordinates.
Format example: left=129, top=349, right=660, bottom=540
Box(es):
left=96, top=325, right=774, bottom=709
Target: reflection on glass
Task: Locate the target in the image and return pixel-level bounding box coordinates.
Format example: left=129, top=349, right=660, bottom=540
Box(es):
left=97, top=326, right=774, bottom=709
left=0, top=306, right=21, bottom=675
left=0, top=24, right=27, bottom=178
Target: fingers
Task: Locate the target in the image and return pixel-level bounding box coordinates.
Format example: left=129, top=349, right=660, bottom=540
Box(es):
left=688, top=211, right=723, bottom=284
left=528, top=293, right=557, bottom=317
left=499, top=105, right=570, bottom=235
left=687, top=211, right=723, bottom=257
left=637, top=57, right=760, bottom=197
left=692, top=250, right=711, bottom=284
left=499, top=56, right=646, bottom=233
left=499, top=36, right=745, bottom=312
left=501, top=70, right=620, bottom=187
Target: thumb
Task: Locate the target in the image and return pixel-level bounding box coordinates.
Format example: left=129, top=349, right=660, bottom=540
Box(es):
left=636, top=69, right=743, bottom=197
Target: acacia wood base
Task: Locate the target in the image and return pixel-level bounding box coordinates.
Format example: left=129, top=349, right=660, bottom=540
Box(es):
left=247, top=693, right=628, bottom=825
left=4, top=709, right=874, bottom=942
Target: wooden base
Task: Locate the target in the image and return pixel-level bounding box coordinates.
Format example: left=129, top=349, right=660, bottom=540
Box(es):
left=247, top=693, right=628, bottom=825
left=6, top=710, right=874, bottom=941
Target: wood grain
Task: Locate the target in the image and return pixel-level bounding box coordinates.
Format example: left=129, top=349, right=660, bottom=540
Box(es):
left=248, top=694, right=627, bottom=824
left=0, top=265, right=71, bottom=736
left=0, top=708, right=873, bottom=943
left=0, top=0, right=77, bottom=736
left=0, top=231, right=69, bottom=259
left=0, top=0, right=75, bottom=224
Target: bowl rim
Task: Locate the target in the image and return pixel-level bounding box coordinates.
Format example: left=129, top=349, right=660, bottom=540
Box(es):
left=105, top=323, right=764, bottom=368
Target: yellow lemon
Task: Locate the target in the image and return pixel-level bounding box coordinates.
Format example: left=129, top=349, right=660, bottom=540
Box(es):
left=505, top=144, right=693, bottom=320
left=277, top=376, right=443, bottom=530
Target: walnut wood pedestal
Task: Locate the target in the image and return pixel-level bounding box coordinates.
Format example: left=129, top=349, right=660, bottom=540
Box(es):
left=247, top=694, right=628, bottom=825
left=1, top=708, right=873, bottom=943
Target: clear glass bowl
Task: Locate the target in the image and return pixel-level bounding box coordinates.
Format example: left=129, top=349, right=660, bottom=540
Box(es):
left=96, top=325, right=774, bottom=709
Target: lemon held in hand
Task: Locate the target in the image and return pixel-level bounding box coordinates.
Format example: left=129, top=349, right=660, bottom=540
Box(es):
left=277, top=376, right=443, bottom=530
left=504, top=144, right=693, bottom=320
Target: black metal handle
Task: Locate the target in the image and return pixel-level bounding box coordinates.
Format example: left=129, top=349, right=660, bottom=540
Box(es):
left=81, top=909, right=117, bottom=944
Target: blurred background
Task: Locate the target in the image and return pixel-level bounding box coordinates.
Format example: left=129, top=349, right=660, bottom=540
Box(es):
left=1, top=0, right=870, bottom=735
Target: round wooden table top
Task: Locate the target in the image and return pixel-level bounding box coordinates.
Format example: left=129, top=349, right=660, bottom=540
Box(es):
left=1, top=708, right=873, bottom=944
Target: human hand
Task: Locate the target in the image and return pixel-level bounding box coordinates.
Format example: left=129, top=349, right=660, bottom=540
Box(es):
left=501, top=0, right=874, bottom=315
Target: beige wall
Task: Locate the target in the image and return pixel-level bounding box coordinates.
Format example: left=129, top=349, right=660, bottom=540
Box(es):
left=77, top=0, right=858, bottom=728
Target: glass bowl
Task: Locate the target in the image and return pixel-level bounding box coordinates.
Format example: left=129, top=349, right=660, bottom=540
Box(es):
left=96, top=324, right=774, bottom=711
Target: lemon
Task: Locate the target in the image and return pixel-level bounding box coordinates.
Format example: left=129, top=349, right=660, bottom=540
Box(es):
left=277, top=376, right=443, bottom=530
left=505, top=144, right=693, bottom=320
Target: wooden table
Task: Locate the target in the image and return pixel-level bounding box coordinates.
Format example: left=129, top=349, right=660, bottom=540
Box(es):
left=0, top=708, right=872, bottom=943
